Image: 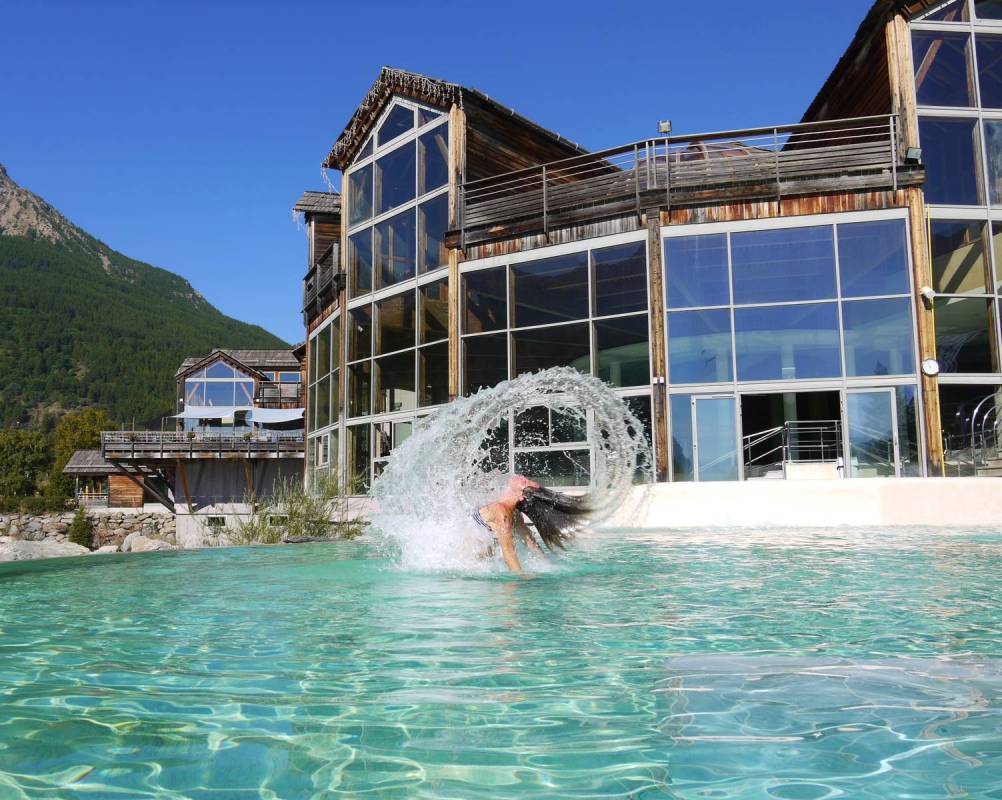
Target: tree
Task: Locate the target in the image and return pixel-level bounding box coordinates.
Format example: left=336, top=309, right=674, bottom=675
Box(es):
left=68, top=508, right=93, bottom=549
left=49, top=408, right=115, bottom=498
left=0, top=429, right=51, bottom=496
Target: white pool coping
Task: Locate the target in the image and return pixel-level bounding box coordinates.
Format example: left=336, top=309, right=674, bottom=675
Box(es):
left=608, top=477, right=1002, bottom=529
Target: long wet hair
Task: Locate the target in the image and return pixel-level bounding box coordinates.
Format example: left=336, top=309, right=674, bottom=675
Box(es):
left=517, top=487, right=590, bottom=550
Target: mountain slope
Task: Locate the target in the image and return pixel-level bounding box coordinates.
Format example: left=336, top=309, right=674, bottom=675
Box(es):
left=0, top=164, right=288, bottom=428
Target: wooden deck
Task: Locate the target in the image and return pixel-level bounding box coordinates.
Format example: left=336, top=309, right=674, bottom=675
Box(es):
left=454, top=115, right=922, bottom=247
left=102, top=431, right=305, bottom=461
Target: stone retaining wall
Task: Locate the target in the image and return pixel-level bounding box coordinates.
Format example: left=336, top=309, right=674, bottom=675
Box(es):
left=0, top=511, right=176, bottom=549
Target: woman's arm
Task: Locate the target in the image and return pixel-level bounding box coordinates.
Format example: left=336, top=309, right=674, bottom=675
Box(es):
left=495, top=521, right=522, bottom=574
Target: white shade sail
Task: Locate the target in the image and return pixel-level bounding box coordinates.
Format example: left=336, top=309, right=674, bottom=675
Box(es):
left=172, top=405, right=252, bottom=420
left=245, top=408, right=305, bottom=424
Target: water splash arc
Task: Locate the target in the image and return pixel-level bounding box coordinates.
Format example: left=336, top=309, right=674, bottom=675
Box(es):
left=370, top=368, right=652, bottom=568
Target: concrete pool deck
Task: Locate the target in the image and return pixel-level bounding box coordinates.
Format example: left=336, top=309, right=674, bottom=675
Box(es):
left=617, top=477, right=1002, bottom=529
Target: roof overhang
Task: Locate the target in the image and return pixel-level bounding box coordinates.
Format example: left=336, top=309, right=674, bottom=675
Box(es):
left=322, top=66, right=588, bottom=172
left=175, top=350, right=268, bottom=382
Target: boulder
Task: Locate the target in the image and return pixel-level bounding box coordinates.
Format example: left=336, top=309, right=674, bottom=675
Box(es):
left=90, top=545, right=119, bottom=555
left=0, top=540, right=89, bottom=562
left=129, top=535, right=171, bottom=553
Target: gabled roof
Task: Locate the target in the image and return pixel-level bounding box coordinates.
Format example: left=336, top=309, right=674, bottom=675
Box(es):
left=293, top=191, right=341, bottom=216
left=323, top=66, right=587, bottom=171
left=175, top=349, right=302, bottom=380
left=63, top=449, right=120, bottom=476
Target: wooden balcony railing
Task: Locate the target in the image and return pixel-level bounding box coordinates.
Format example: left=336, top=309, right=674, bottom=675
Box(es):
left=102, top=431, right=306, bottom=461
left=456, top=114, right=918, bottom=247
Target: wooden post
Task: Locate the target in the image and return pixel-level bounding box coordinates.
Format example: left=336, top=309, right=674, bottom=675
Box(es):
left=243, top=460, right=255, bottom=502
left=176, top=459, right=194, bottom=514
left=906, top=188, right=944, bottom=476
left=645, top=211, right=669, bottom=481
left=887, top=13, right=919, bottom=154
left=447, top=103, right=467, bottom=401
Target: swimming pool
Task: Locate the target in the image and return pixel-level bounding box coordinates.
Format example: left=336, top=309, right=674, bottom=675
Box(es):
left=1, top=528, right=1001, bottom=798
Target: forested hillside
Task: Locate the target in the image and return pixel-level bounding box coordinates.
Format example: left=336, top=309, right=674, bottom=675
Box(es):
left=0, top=165, right=287, bottom=428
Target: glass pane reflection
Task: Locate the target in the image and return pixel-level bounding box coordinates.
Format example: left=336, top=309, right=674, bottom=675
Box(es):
left=911, top=31, right=975, bottom=107
left=665, top=234, right=729, bottom=308
left=512, top=253, right=589, bottom=327
left=513, top=322, right=590, bottom=376
left=918, top=117, right=983, bottom=205
left=734, top=303, right=841, bottom=381
left=842, top=298, right=915, bottom=377
left=668, top=308, right=733, bottom=384
left=837, top=219, right=910, bottom=297
left=731, top=226, right=836, bottom=304
left=595, top=314, right=650, bottom=387
left=934, top=296, right=999, bottom=372
left=931, top=220, right=991, bottom=295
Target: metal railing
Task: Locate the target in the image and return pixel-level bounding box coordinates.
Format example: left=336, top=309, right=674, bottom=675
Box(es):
left=102, top=430, right=306, bottom=460
left=743, top=420, right=843, bottom=477
left=302, top=244, right=339, bottom=312
left=459, top=114, right=903, bottom=246
left=75, top=490, right=109, bottom=508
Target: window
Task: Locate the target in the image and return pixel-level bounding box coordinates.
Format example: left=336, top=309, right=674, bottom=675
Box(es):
left=418, top=193, right=448, bottom=273
left=377, top=104, right=414, bottom=147
left=922, top=0, right=969, bottom=21
left=669, top=394, right=694, bottom=482
left=731, top=226, right=836, bottom=304
left=464, top=268, right=506, bottom=333
left=918, top=117, right=984, bottom=205
left=375, top=209, right=416, bottom=287
left=984, top=120, right=1002, bottom=205
left=934, top=296, right=1000, bottom=372
left=376, top=292, right=415, bottom=355
left=665, top=233, right=729, bottom=308
left=668, top=309, right=733, bottom=384
left=931, top=220, right=992, bottom=295
left=595, top=315, right=650, bottom=387
left=841, top=298, right=916, bottom=377
left=593, top=241, right=648, bottom=315
left=420, top=280, right=448, bottom=344
left=837, top=220, right=910, bottom=297
left=348, top=166, right=373, bottom=227
left=345, top=103, right=449, bottom=297
left=464, top=333, right=507, bottom=395
left=463, top=243, right=652, bottom=390
left=419, top=343, right=449, bottom=407
left=734, top=303, right=841, bottom=381
left=912, top=31, right=976, bottom=107
left=976, top=0, right=1002, bottom=20
left=977, top=34, right=1002, bottom=108
left=347, top=424, right=371, bottom=493
left=513, top=322, right=590, bottom=376
left=418, top=127, right=448, bottom=195
left=375, top=351, right=416, bottom=413
left=511, top=252, right=589, bottom=327
left=348, top=307, right=372, bottom=361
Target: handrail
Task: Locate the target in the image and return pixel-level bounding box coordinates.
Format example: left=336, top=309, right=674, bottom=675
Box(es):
left=463, top=114, right=899, bottom=189
left=743, top=419, right=843, bottom=470
left=458, top=114, right=903, bottom=247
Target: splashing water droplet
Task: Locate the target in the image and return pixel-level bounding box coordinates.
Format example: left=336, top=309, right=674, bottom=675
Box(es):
left=370, top=367, right=652, bottom=570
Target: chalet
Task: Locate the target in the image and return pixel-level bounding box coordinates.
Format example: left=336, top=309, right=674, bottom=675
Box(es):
left=100, top=348, right=306, bottom=519
left=296, top=0, right=1002, bottom=489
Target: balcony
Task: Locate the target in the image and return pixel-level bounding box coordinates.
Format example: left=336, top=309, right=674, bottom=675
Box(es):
left=255, top=381, right=305, bottom=408
left=455, top=114, right=921, bottom=247
left=102, top=431, right=305, bottom=462
left=303, top=243, right=341, bottom=321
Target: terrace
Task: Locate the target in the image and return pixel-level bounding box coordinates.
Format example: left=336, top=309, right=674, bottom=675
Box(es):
left=101, top=430, right=305, bottom=462
left=454, top=114, right=923, bottom=247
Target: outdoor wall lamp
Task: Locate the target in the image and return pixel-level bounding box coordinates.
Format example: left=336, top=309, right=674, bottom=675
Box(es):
left=919, top=285, right=935, bottom=309
left=657, top=120, right=673, bottom=135
left=905, top=147, right=922, bottom=163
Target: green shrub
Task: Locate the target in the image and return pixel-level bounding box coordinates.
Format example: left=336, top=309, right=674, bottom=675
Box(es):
left=0, top=495, right=69, bottom=514
left=67, top=509, right=93, bottom=549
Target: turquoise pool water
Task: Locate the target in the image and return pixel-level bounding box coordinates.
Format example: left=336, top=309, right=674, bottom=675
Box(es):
left=2, top=529, right=1002, bottom=798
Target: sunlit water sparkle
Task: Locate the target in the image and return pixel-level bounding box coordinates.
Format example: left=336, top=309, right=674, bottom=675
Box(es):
left=2, top=528, right=1002, bottom=797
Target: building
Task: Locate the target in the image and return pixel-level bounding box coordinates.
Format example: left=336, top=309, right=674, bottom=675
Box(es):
left=296, top=0, right=1002, bottom=489
left=100, top=348, right=306, bottom=518
left=62, top=449, right=161, bottom=509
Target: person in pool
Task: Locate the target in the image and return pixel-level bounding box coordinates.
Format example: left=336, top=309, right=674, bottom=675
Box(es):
left=472, top=475, right=590, bottom=573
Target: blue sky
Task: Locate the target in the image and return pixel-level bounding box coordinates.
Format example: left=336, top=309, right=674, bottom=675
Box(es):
left=1, top=0, right=872, bottom=344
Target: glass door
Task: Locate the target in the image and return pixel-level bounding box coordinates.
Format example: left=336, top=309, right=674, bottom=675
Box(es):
left=845, top=389, right=898, bottom=478
left=692, top=395, right=740, bottom=481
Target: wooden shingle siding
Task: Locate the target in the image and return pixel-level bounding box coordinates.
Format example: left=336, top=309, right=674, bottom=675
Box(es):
left=109, top=475, right=144, bottom=508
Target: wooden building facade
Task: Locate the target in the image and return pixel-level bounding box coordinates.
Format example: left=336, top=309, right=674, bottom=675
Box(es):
left=300, top=3, right=1002, bottom=489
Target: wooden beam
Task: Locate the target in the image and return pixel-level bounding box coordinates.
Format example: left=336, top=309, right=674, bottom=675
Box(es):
left=905, top=187, right=944, bottom=476
left=890, top=13, right=920, bottom=152
left=447, top=103, right=467, bottom=400
left=243, top=460, right=255, bottom=504
left=176, top=459, right=195, bottom=514
left=108, top=461, right=174, bottom=513
left=645, top=212, right=669, bottom=482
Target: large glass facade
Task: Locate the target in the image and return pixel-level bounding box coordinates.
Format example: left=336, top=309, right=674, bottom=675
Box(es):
left=663, top=214, right=922, bottom=481
left=306, top=314, right=340, bottom=482
left=344, top=100, right=449, bottom=298
left=461, top=239, right=651, bottom=395
left=913, top=4, right=1002, bottom=402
